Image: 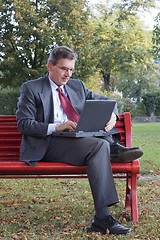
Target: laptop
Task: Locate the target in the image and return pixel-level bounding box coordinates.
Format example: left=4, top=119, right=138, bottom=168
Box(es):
left=52, top=100, right=116, bottom=138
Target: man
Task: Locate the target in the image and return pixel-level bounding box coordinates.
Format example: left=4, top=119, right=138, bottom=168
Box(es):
left=16, top=46, right=143, bottom=235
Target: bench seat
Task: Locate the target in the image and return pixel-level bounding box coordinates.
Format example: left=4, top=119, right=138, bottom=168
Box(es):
left=0, top=113, right=140, bottom=222
left=0, top=161, right=139, bottom=177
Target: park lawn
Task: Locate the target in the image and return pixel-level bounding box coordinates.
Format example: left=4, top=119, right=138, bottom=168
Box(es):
left=132, top=122, right=160, bottom=175
left=0, top=122, right=159, bottom=239
left=0, top=178, right=159, bottom=239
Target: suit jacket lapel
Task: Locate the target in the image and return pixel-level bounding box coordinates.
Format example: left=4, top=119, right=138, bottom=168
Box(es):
left=39, top=74, right=54, bottom=123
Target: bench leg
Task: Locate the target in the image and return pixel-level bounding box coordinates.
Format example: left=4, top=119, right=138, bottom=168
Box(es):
left=125, top=174, right=131, bottom=210
left=125, top=173, right=138, bottom=222
left=131, top=173, right=138, bottom=222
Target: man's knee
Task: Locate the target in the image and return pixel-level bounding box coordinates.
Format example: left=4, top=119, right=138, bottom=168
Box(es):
left=97, top=138, right=110, bottom=151
left=85, top=138, right=110, bottom=165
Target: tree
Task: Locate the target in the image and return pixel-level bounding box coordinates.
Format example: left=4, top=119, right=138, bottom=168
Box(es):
left=0, top=0, right=51, bottom=87
left=0, top=0, right=159, bottom=98
left=0, top=0, right=92, bottom=87
left=152, top=12, right=160, bottom=60
left=51, top=0, right=97, bottom=82
left=116, top=63, right=159, bottom=101
left=91, top=0, right=158, bottom=95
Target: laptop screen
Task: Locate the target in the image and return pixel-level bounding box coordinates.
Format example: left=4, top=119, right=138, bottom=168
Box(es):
left=76, top=100, right=116, bottom=132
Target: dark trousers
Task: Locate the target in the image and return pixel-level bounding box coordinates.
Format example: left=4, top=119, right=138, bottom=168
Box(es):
left=41, top=136, right=119, bottom=210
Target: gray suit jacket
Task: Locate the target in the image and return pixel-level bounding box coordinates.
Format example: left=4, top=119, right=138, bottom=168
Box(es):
left=16, top=74, right=119, bottom=165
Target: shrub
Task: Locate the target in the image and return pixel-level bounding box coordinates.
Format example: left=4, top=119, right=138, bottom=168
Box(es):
left=0, top=88, right=20, bottom=115
left=142, top=91, right=160, bottom=116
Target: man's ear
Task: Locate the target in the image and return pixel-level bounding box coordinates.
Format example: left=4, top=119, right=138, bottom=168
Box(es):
left=47, top=61, right=54, bottom=71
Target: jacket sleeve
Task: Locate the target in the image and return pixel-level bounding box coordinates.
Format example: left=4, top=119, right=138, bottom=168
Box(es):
left=16, top=82, right=48, bottom=137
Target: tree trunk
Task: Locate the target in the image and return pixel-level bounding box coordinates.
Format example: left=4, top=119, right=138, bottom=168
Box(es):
left=101, top=71, right=110, bottom=91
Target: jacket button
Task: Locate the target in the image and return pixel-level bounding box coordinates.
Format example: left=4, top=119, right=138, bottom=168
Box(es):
left=32, top=146, right=36, bottom=150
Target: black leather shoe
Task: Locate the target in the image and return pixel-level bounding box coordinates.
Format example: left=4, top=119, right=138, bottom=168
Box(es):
left=110, top=143, right=143, bottom=163
left=91, top=215, right=132, bottom=235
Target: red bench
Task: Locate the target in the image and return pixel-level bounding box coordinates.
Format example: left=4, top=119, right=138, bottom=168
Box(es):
left=0, top=113, right=140, bottom=222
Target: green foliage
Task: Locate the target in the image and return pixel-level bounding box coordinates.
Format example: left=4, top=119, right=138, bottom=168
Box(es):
left=0, top=88, right=20, bottom=115
left=132, top=101, right=146, bottom=116
left=84, top=73, right=153, bottom=117
left=84, top=73, right=125, bottom=113
left=84, top=72, right=106, bottom=95
left=92, top=3, right=159, bottom=96
left=0, top=0, right=159, bottom=103
left=116, top=61, right=160, bottom=101
left=152, top=12, right=160, bottom=60
left=142, top=91, right=160, bottom=116
left=0, top=0, right=91, bottom=87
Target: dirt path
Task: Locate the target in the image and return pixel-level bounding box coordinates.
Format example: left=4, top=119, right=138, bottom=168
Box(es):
left=139, top=174, right=160, bottom=180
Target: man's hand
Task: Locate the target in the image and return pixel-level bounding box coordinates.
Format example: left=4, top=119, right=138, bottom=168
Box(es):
left=105, top=112, right=116, bottom=132
left=56, top=121, right=77, bottom=132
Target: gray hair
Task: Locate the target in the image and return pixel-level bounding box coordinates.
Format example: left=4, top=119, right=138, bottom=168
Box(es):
left=48, top=46, right=78, bottom=65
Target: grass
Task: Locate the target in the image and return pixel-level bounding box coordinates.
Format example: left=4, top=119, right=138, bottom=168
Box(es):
left=132, top=122, right=160, bottom=175
left=0, top=123, right=160, bottom=239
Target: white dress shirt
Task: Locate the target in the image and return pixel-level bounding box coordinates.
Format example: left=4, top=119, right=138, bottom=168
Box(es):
left=47, top=77, right=69, bottom=135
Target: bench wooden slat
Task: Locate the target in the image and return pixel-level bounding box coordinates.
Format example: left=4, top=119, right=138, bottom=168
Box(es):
left=0, top=139, right=21, bottom=144
left=0, top=161, right=139, bottom=175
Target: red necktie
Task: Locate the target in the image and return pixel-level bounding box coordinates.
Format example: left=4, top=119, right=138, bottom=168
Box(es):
left=56, top=87, right=80, bottom=123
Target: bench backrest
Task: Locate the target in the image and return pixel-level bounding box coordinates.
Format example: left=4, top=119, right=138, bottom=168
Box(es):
left=0, top=113, right=132, bottom=162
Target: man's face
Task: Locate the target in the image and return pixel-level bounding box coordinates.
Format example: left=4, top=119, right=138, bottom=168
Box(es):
left=48, top=58, right=75, bottom=86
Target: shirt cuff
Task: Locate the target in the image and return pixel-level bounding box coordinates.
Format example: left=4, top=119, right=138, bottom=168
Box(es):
left=113, top=112, right=119, bottom=121
left=47, top=123, right=57, bottom=135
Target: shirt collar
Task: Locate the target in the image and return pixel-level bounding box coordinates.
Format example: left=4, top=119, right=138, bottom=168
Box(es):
left=48, top=76, right=65, bottom=92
